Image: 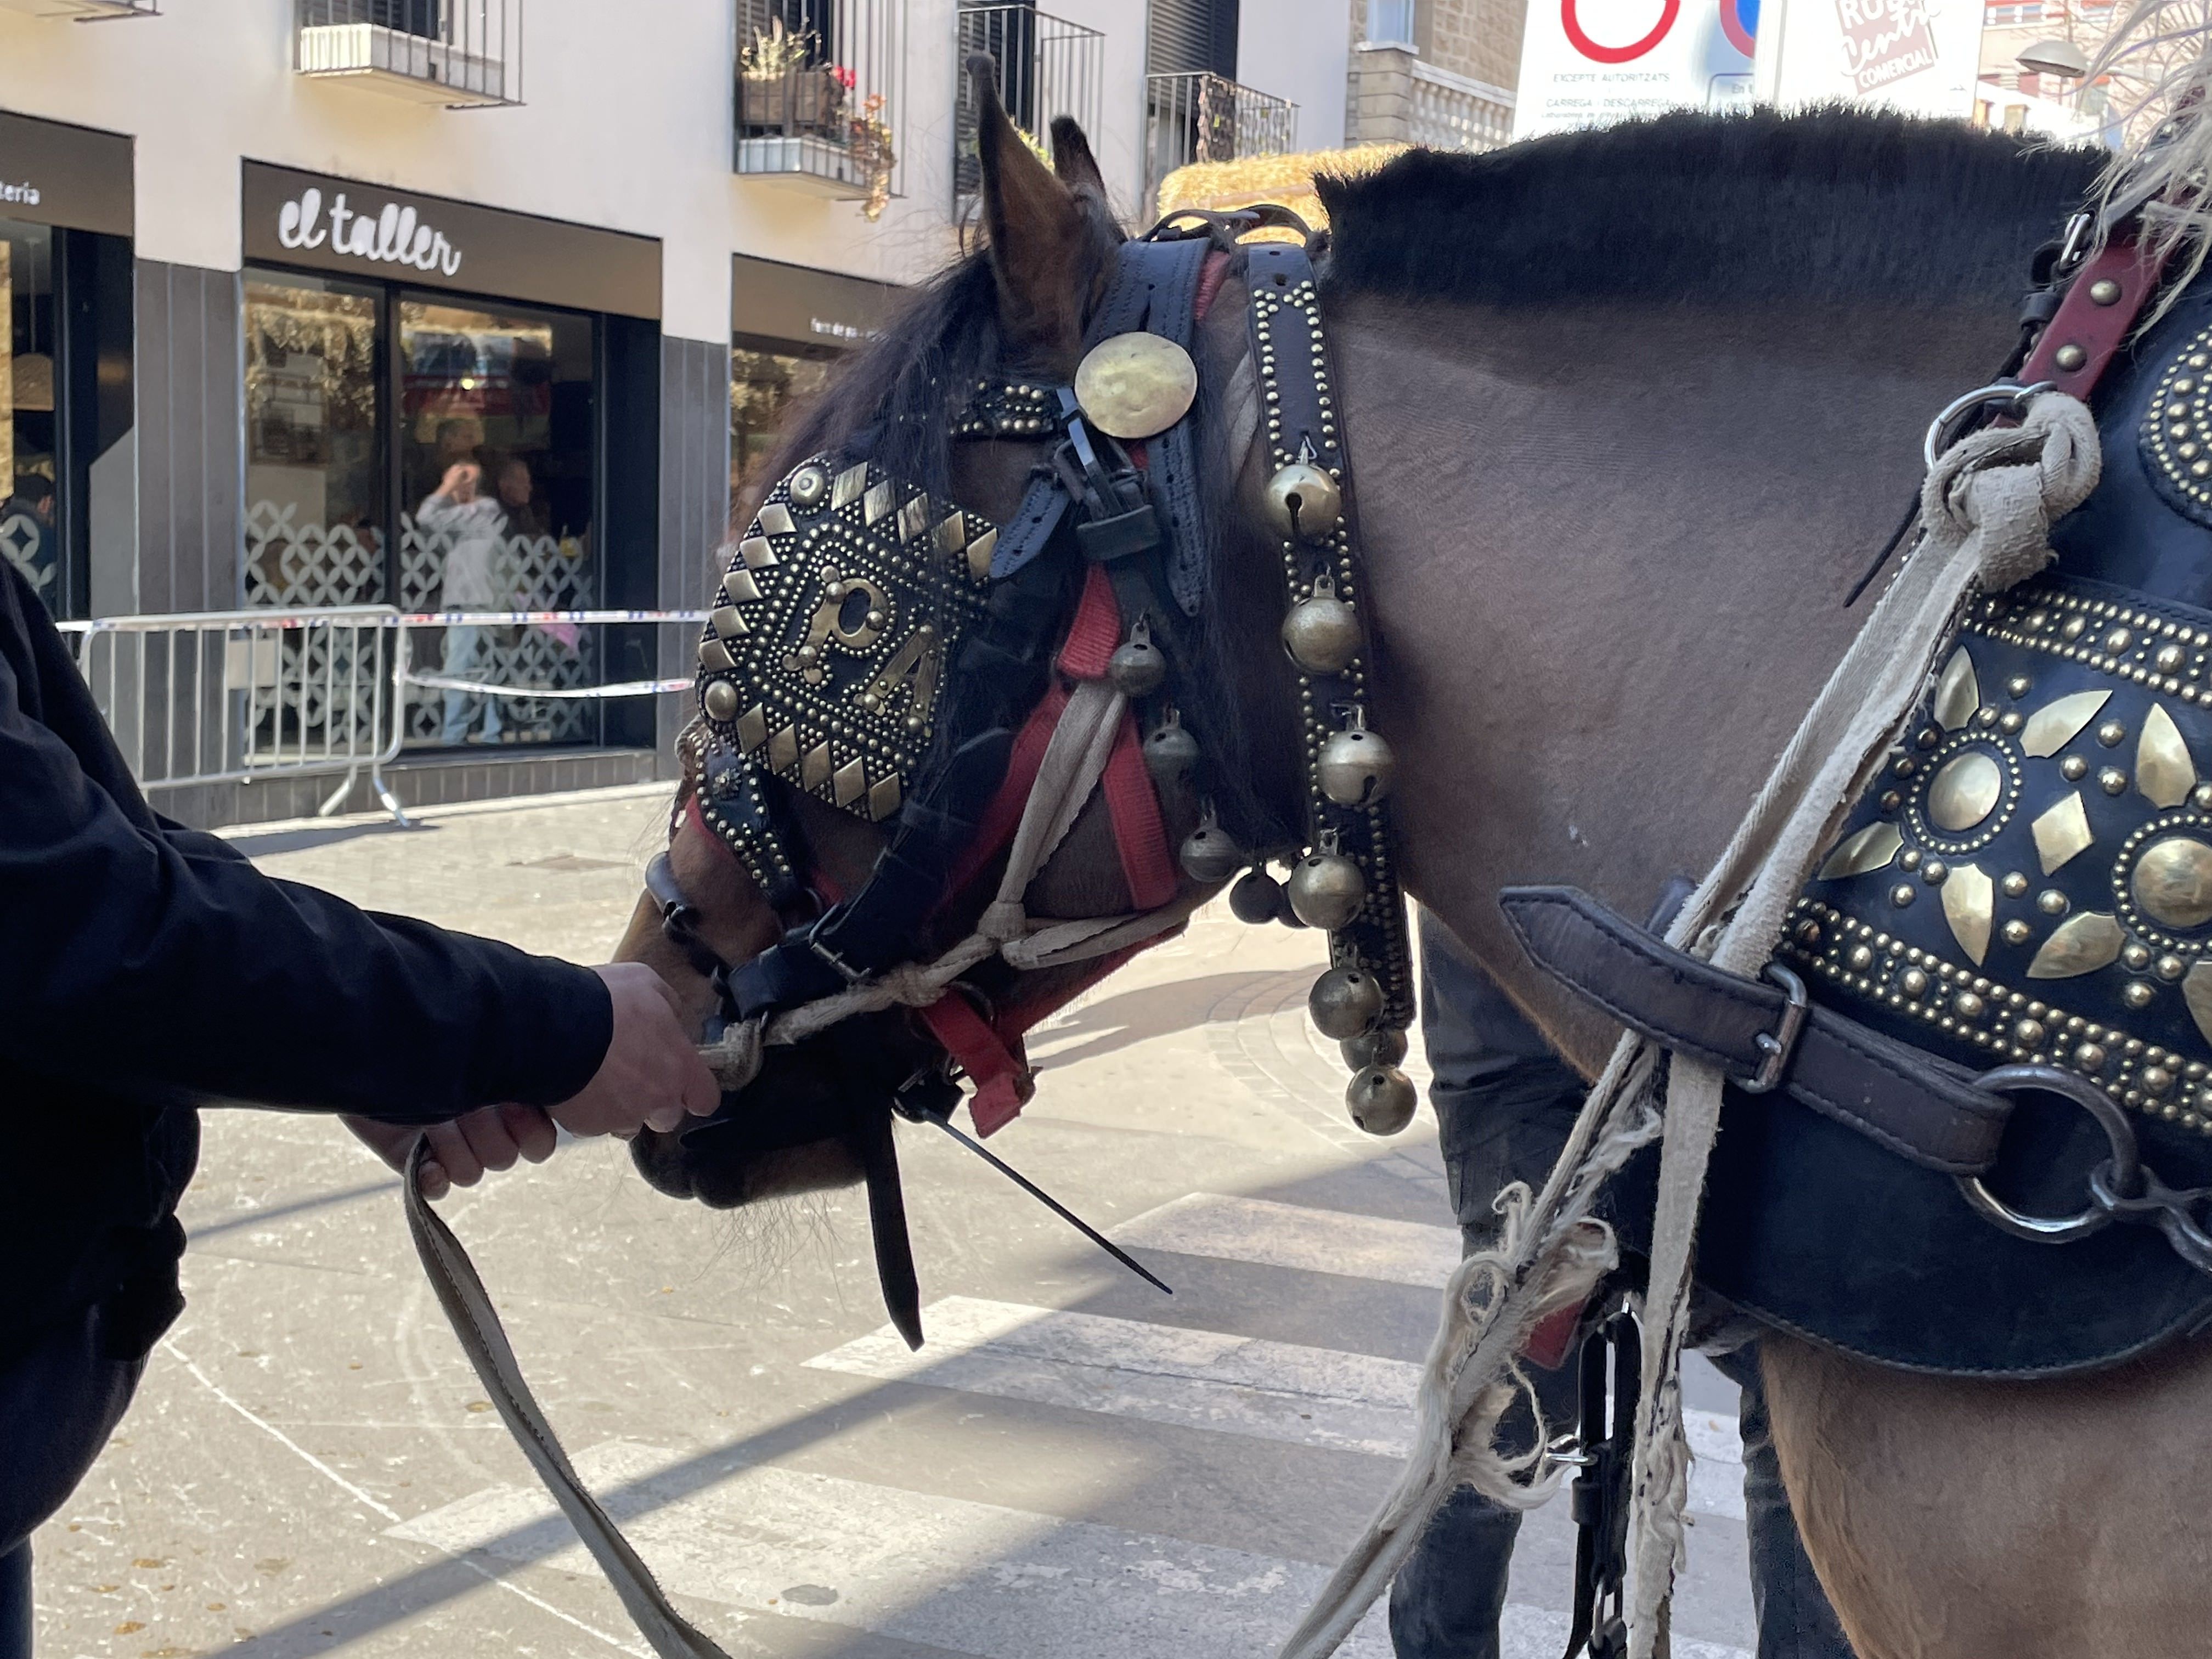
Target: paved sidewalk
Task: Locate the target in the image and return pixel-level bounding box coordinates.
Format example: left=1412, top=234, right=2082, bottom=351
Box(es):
left=32, top=786, right=1758, bottom=1659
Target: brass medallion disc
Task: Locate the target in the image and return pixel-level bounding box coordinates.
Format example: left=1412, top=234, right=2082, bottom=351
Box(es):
left=1073, top=332, right=1199, bottom=440
left=2132, top=834, right=2212, bottom=929
left=1928, top=751, right=2003, bottom=832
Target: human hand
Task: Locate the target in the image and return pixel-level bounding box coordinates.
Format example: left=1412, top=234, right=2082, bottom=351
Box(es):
left=549, top=963, right=720, bottom=1140
left=343, top=1103, right=558, bottom=1199
left=439, top=461, right=481, bottom=501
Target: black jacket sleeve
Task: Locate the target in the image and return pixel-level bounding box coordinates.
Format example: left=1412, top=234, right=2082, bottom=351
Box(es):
left=0, top=582, right=612, bottom=1124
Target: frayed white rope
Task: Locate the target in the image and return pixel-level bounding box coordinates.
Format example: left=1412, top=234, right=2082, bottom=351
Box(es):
left=1279, top=391, right=2101, bottom=1659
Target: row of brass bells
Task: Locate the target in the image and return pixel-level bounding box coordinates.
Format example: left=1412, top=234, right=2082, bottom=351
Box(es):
left=1179, top=800, right=1245, bottom=884
left=1144, top=706, right=1200, bottom=789
left=1318, top=706, right=1397, bottom=808
left=1347, top=1062, right=1418, bottom=1135
left=1109, top=613, right=1167, bottom=698
left=1281, top=569, right=1361, bottom=676
left=1308, top=964, right=1383, bottom=1039
left=1229, top=866, right=1288, bottom=924
left=1286, top=839, right=1366, bottom=931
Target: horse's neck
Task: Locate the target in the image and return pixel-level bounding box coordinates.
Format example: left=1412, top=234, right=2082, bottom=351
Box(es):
left=1333, top=292, right=2023, bottom=1073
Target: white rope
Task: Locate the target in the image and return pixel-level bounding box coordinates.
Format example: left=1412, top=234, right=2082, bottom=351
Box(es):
left=1278, top=391, right=2102, bottom=1659
left=702, top=676, right=1189, bottom=1090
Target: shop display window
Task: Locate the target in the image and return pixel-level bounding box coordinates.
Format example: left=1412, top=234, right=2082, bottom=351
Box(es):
left=731, top=338, right=833, bottom=510
left=0, top=221, right=60, bottom=611
left=245, top=268, right=602, bottom=749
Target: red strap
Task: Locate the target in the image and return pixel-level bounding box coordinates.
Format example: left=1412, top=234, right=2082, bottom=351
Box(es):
left=946, top=682, right=1067, bottom=900
left=1103, top=714, right=1178, bottom=909
left=2021, top=235, right=2164, bottom=399
left=1522, top=1301, right=1585, bottom=1371
left=1058, top=565, right=1122, bottom=680
left=1194, top=249, right=1232, bottom=324
left=917, top=991, right=1034, bottom=1138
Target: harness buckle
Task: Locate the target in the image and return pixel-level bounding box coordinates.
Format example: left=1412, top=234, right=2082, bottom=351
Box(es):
left=1736, top=963, right=1809, bottom=1095
left=805, top=929, right=869, bottom=984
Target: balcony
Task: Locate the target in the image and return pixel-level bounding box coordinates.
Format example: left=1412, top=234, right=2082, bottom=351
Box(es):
left=734, top=0, right=905, bottom=216
left=0, top=0, right=156, bottom=16
left=954, top=4, right=1103, bottom=218
left=1142, top=72, right=1297, bottom=222
left=295, top=0, right=521, bottom=109
left=1348, top=45, right=1511, bottom=152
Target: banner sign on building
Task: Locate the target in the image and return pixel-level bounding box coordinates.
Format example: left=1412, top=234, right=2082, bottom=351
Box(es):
left=1513, top=0, right=1758, bottom=138
left=1751, top=0, right=1982, bottom=117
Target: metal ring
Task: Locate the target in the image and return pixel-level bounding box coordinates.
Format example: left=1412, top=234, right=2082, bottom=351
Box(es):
left=1921, top=381, right=2058, bottom=471
left=1954, top=1064, right=2144, bottom=1244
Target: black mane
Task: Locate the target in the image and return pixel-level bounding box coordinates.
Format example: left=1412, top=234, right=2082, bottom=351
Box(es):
left=1318, top=108, right=2105, bottom=310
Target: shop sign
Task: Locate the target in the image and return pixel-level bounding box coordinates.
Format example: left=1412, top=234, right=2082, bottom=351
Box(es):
left=733, top=252, right=899, bottom=352
left=1751, top=0, right=1980, bottom=115
left=244, top=161, right=660, bottom=319
left=0, top=111, right=133, bottom=237
left=1514, top=0, right=1756, bottom=138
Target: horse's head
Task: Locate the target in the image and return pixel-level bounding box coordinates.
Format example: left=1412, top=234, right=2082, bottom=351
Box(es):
left=616, top=61, right=1333, bottom=1243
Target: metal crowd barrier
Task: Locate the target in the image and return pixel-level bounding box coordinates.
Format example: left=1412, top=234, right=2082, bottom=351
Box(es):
left=59, top=606, right=708, bottom=826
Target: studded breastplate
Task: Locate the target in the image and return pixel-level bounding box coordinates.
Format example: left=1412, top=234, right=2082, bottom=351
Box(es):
left=1791, top=284, right=2212, bottom=1144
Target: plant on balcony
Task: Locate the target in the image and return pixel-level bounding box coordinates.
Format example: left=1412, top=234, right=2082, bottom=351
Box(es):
left=738, top=17, right=845, bottom=137
left=848, top=88, right=895, bottom=219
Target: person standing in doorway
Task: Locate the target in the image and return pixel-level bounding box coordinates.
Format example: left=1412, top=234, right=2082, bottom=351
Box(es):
left=417, top=458, right=510, bottom=746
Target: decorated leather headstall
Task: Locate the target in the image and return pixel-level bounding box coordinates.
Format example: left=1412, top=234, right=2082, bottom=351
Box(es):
left=685, top=210, right=1416, bottom=1142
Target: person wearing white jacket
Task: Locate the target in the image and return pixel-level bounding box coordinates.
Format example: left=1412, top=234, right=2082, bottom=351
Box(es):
left=416, top=460, right=511, bottom=744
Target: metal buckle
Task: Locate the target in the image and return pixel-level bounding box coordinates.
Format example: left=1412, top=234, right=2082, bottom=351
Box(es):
left=1921, top=380, right=2058, bottom=471
left=1954, top=1064, right=2142, bottom=1244
left=1735, top=963, right=1809, bottom=1095
left=805, top=930, right=868, bottom=985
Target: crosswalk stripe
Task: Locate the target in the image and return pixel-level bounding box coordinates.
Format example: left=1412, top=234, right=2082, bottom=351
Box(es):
left=387, top=1438, right=1399, bottom=1659
left=1113, top=1193, right=1464, bottom=1288
left=806, top=1295, right=1421, bottom=1458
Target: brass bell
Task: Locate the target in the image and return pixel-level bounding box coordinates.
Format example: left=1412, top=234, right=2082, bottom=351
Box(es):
left=1108, top=614, right=1168, bottom=698
left=1143, top=708, right=1201, bottom=788
left=1286, top=842, right=1366, bottom=931
left=1179, top=802, right=1244, bottom=884
left=1317, top=707, right=1397, bottom=807
left=788, top=464, right=830, bottom=511
left=1229, top=866, right=1288, bottom=924
left=1308, top=963, right=1383, bottom=1039
left=1262, top=462, right=1344, bottom=543
left=1347, top=1065, right=1418, bottom=1135
left=1341, top=1026, right=1409, bottom=1070
left=702, top=678, right=741, bottom=723
left=1281, top=571, right=1361, bottom=676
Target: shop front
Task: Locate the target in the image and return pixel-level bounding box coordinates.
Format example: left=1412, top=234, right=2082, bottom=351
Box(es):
left=0, top=109, right=134, bottom=622
left=730, top=251, right=898, bottom=506
left=240, top=162, right=662, bottom=755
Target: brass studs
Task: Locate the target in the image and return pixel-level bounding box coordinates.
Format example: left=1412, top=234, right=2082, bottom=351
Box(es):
left=702, top=678, right=740, bottom=722
left=2159, top=642, right=2189, bottom=674
left=787, top=464, right=830, bottom=510
left=2038, top=888, right=2071, bottom=916
left=2062, top=755, right=2090, bottom=781
left=2007, top=675, right=2034, bottom=699
left=1892, top=883, right=1918, bottom=908
left=2054, top=342, right=2089, bottom=373
left=1954, top=991, right=1987, bottom=1019
left=2089, top=278, right=2123, bottom=306
left=2100, top=766, right=2130, bottom=795
left=2143, top=1065, right=2176, bottom=1095
left=2160, top=953, right=2189, bottom=980
left=2098, top=718, right=2128, bottom=746
left=2076, top=1041, right=2110, bottom=1073
left=2104, top=630, right=2134, bottom=657
left=2002, top=918, right=2033, bottom=946
left=2124, top=980, right=2159, bottom=1010
left=1923, top=859, right=1950, bottom=885
left=1901, top=968, right=1930, bottom=996
left=2016, top=1017, right=2047, bottom=1047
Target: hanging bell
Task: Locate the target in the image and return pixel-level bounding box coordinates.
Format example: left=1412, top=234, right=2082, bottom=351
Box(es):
left=1280, top=570, right=1362, bottom=676
left=1229, top=866, right=1289, bottom=925
left=1347, top=1065, right=1418, bottom=1135
left=1143, top=707, right=1201, bottom=788
left=1179, top=800, right=1245, bottom=884
left=1286, top=841, right=1367, bottom=931
left=1108, top=613, right=1168, bottom=698
left=1308, top=963, right=1383, bottom=1039
left=1317, top=707, right=1397, bottom=808
left=1262, top=461, right=1344, bottom=543
left=1341, top=1026, right=1409, bottom=1070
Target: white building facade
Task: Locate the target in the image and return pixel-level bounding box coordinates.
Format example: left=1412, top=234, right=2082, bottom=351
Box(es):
left=0, top=0, right=1338, bottom=823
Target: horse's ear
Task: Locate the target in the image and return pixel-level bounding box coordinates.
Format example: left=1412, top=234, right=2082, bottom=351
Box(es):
left=1048, top=116, right=1110, bottom=202
left=968, top=54, right=1088, bottom=365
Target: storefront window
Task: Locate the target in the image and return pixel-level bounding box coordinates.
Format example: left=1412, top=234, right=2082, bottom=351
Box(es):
left=244, top=267, right=603, bottom=749
left=0, top=221, right=60, bottom=610
left=731, top=341, right=833, bottom=505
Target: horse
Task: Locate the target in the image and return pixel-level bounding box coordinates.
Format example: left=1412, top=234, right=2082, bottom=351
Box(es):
left=608, top=78, right=2212, bottom=1659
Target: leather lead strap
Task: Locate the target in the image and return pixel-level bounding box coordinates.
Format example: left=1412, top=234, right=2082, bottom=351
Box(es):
left=403, top=1139, right=737, bottom=1659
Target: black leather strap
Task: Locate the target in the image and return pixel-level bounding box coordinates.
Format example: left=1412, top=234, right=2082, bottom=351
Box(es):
left=1500, top=887, right=2015, bottom=1176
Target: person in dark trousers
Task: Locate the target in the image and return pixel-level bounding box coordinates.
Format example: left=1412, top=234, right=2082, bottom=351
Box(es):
left=0, top=556, right=720, bottom=1657
left=1388, top=911, right=1857, bottom=1659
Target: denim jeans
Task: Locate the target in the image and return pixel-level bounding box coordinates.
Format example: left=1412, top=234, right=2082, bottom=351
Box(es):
left=439, top=624, right=504, bottom=745
left=1389, top=912, right=1854, bottom=1659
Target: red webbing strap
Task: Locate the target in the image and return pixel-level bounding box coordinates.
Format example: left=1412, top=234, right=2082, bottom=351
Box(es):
left=916, top=991, right=1035, bottom=1138
left=1104, top=717, right=1178, bottom=908
left=1194, top=248, right=1232, bottom=325
left=1058, top=565, right=1122, bottom=679
left=946, top=682, right=1067, bottom=900
left=2021, top=235, right=2166, bottom=398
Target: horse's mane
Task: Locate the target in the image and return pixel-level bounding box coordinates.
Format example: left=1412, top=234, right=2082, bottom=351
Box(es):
left=1317, top=108, right=2106, bottom=309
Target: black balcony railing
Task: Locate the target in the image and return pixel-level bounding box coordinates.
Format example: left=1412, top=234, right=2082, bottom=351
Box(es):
left=735, top=0, right=905, bottom=216
left=1141, top=71, right=1297, bottom=215
left=296, top=0, right=522, bottom=108
left=954, top=5, right=1103, bottom=218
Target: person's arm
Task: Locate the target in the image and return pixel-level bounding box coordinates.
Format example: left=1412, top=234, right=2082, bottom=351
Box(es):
left=0, top=641, right=607, bottom=1124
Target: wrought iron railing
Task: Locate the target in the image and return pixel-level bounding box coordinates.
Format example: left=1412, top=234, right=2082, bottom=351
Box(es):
left=734, top=0, right=905, bottom=214
left=954, top=4, right=1104, bottom=217
left=1406, top=61, right=1513, bottom=152
left=1142, top=71, right=1299, bottom=215
left=295, top=0, right=522, bottom=108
